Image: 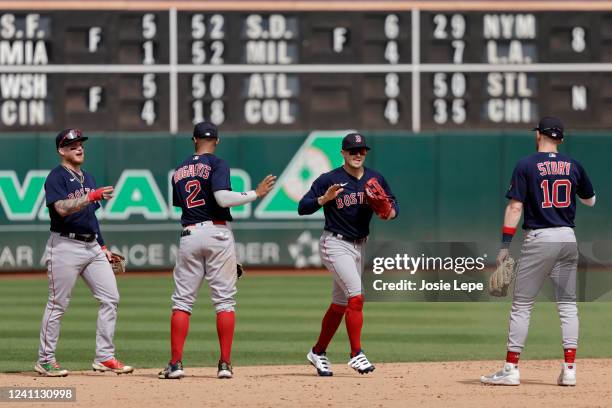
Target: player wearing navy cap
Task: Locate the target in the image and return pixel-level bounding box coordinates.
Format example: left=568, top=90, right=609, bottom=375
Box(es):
left=481, top=117, right=595, bottom=386
left=159, top=121, right=276, bottom=380
left=35, top=129, right=133, bottom=377
left=298, top=132, right=399, bottom=376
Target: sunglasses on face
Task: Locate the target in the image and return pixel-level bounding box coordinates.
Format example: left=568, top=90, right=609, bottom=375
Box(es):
left=347, top=148, right=368, bottom=156
left=59, top=129, right=83, bottom=147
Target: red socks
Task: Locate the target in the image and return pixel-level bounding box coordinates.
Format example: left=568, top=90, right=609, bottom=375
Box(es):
left=312, top=296, right=364, bottom=357
left=505, top=349, right=576, bottom=366
left=345, top=295, right=364, bottom=357
left=313, top=303, right=347, bottom=354
left=506, top=351, right=520, bottom=365
left=171, top=309, right=235, bottom=365
left=217, top=311, right=235, bottom=364
left=170, top=310, right=191, bottom=364
left=505, top=349, right=576, bottom=367
left=564, top=348, right=576, bottom=364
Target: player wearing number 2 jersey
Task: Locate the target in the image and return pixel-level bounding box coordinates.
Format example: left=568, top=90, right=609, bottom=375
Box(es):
left=159, top=122, right=275, bottom=380
left=481, top=117, right=595, bottom=387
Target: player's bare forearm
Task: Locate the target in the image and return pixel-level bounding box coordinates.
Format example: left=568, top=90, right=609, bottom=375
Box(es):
left=53, top=195, right=91, bottom=217
left=503, top=199, right=523, bottom=228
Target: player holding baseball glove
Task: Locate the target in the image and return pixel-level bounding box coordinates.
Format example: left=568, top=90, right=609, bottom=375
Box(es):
left=481, top=117, right=595, bottom=386
left=35, top=129, right=133, bottom=377
left=298, top=132, right=398, bottom=376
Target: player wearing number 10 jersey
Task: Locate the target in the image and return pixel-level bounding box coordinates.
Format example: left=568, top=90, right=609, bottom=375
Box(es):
left=159, top=122, right=275, bottom=380
left=481, top=116, right=595, bottom=387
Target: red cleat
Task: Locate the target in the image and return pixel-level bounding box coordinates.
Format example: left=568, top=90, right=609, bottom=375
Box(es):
left=92, top=358, right=134, bottom=374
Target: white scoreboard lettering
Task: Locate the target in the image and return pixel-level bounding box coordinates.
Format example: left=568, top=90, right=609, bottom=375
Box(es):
left=0, top=9, right=608, bottom=131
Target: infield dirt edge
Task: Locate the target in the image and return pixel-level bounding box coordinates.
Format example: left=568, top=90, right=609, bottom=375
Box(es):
left=2, top=359, right=610, bottom=408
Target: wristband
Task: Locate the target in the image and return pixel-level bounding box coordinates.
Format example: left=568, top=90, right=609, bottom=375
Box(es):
left=88, top=187, right=106, bottom=202
left=502, top=226, right=516, bottom=248
left=101, top=245, right=107, bottom=251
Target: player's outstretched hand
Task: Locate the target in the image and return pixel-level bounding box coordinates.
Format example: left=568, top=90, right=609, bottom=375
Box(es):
left=256, top=175, right=276, bottom=198
left=496, top=248, right=509, bottom=267
left=88, top=186, right=114, bottom=202
left=320, top=184, right=344, bottom=205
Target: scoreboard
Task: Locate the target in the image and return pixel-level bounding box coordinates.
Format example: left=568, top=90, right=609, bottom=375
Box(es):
left=1, top=3, right=612, bottom=132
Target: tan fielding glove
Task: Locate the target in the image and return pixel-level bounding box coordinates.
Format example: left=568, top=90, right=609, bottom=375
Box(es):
left=489, top=257, right=515, bottom=297
left=110, top=252, right=126, bottom=274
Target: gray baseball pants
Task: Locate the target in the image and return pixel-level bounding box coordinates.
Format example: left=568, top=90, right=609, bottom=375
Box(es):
left=507, top=227, right=579, bottom=352
left=38, top=232, right=120, bottom=364
left=319, top=231, right=366, bottom=305
left=171, top=222, right=237, bottom=314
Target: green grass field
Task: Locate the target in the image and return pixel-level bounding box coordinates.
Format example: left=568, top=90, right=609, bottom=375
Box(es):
left=1, top=274, right=612, bottom=373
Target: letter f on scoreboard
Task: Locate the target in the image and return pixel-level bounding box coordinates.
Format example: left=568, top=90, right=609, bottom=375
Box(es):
left=333, top=27, right=347, bottom=53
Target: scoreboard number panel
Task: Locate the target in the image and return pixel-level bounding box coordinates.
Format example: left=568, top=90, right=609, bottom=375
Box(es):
left=0, top=7, right=611, bottom=132
left=0, top=11, right=169, bottom=130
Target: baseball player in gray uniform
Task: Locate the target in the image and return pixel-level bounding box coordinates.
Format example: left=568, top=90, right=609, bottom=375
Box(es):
left=298, top=133, right=399, bottom=376
left=36, top=129, right=133, bottom=377
left=481, top=117, right=596, bottom=386
left=159, top=121, right=275, bottom=380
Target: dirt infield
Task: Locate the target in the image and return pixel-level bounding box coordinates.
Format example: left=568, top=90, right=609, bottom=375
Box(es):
left=2, top=359, right=611, bottom=407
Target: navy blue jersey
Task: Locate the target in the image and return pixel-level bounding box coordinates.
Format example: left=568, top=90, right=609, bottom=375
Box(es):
left=172, top=153, right=232, bottom=226
left=298, top=167, right=399, bottom=240
left=45, top=165, right=104, bottom=245
left=506, top=152, right=594, bottom=229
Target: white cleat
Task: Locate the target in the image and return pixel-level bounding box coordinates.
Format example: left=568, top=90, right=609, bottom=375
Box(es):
left=480, top=362, right=520, bottom=386
left=307, top=349, right=333, bottom=377
left=557, top=363, right=576, bottom=386
left=347, top=351, right=375, bottom=374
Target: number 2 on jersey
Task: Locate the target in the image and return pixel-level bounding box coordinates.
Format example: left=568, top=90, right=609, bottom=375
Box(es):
left=185, top=180, right=206, bottom=208
left=540, top=179, right=571, bottom=208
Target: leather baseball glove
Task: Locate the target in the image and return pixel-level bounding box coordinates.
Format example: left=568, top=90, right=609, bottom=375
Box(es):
left=109, top=252, right=126, bottom=274
left=364, top=177, right=394, bottom=219
left=489, top=257, right=515, bottom=297
left=237, top=262, right=245, bottom=279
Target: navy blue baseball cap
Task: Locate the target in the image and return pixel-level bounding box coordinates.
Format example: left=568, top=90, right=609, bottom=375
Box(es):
left=55, top=128, right=88, bottom=148
left=193, top=121, right=218, bottom=138
left=532, top=116, right=564, bottom=140
left=342, top=132, right=370, bottom=150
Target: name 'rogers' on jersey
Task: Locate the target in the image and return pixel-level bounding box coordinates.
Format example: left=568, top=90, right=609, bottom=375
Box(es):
left=506, top=152, right=594, bottom=230
left=172, top=153, right=233, bottom=226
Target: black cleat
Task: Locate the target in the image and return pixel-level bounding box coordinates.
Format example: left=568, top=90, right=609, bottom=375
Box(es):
left=158, top=361, right=185, bottom=379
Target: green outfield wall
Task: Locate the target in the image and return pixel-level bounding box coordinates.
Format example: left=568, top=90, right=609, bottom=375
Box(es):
left=0, top=130, right=610, bottom=270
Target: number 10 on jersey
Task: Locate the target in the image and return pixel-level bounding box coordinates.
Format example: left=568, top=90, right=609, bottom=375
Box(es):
left=540, top=179, right=571, bottom=208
